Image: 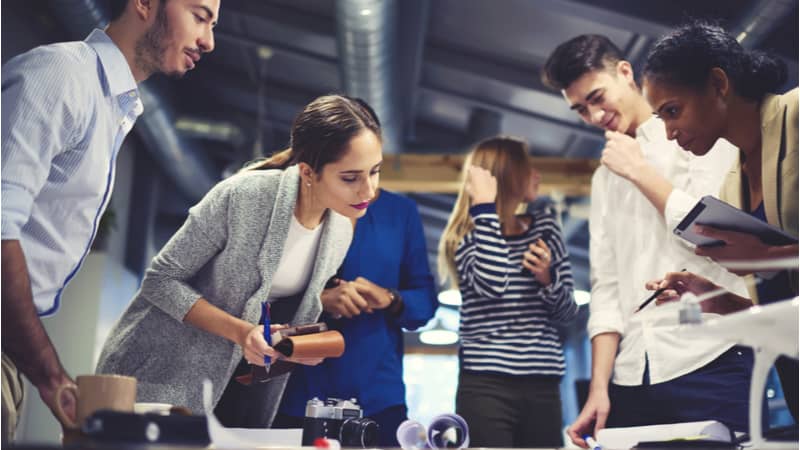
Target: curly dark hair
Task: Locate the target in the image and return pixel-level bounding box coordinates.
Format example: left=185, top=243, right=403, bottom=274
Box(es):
left=643, top=20, right=787, bottom=101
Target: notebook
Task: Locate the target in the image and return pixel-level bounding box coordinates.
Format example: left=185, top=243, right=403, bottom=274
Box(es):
left=596, top=420, right=733, bottom=449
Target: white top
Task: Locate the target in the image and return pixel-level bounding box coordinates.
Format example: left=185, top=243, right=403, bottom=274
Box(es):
left=269, top=213, right=324, bottom=298
left=588, top=116, right=748, bottom=386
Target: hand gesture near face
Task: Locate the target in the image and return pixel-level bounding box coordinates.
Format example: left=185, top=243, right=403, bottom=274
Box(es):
left=601, top=131, right=646, bottom=181
left=465, top=165, right=497, bottom=205
left=522, top=238, right=552, bottom=285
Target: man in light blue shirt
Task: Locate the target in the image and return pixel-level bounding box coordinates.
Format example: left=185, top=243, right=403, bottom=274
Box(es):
left=1, top=0, right=219, bottom=441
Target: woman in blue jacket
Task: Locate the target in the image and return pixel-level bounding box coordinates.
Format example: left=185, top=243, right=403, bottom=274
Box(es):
left=273, top=186, right=438, bottom=445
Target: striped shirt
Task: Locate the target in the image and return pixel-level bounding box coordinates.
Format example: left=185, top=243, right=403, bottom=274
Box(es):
left=1, top=29, right=143, bottom=316
left=455, top=203, right=578, bottom=376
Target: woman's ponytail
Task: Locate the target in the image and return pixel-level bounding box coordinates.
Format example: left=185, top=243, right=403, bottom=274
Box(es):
left=241, top=148, right=295, bottom=172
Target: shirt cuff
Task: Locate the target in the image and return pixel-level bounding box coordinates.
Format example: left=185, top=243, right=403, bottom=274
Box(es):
left=1, top=185, right=35, bottom=240
left=587, top=309, right=624, bottom=339
left=664, top=189, right=700, bottom=233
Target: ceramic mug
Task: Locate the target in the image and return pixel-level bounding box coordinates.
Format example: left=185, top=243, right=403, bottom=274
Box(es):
left=54, top=374, right=136, bottom=430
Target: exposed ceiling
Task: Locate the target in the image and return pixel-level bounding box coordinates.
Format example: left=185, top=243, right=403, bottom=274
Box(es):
left=3, top=0, right=798, bottom=298
left=163, top=0, right=799, bottom=294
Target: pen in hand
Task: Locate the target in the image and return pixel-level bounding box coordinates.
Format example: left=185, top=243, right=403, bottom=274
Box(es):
left=583, top=434, right=602, bottom=450
left=262, top=302, right=272, bottom=366
left=634, top=268, right=686, bottom=313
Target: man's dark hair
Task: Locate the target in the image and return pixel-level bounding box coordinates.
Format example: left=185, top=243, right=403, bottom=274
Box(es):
left=542, top=34, right=624, bottom=91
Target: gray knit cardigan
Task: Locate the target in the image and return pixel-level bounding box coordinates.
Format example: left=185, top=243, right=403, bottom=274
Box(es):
left=95, top=165, right=353, bottom=426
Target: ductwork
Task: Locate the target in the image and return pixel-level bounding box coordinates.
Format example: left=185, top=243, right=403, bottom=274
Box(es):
left=732, top=0, right=796, bottom=49
left=47, top=0, right=218, bottom=201
left=336, top=0, right=401, bottom=154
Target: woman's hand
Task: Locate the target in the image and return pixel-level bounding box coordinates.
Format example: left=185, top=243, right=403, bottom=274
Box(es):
left=240, top=324, right=281, bottom=366
left=351, top=276, right=393, bottom=310
left=522, top=238, right=552, bottom=285
left=320, top=278, right=371, bottom=318
left=692, top=225, right=785, bottom=275
left=465, top=165, right=497, bottom=205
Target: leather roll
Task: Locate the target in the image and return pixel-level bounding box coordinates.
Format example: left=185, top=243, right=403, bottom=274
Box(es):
left=273, top=330, right=345, bottom=358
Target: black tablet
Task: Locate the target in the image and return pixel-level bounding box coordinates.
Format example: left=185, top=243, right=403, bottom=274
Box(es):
left=674, top=195, right=797, bottom=247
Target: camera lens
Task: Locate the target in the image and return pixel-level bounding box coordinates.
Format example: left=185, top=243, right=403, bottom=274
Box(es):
left=339, top=418, right=379, bottom=448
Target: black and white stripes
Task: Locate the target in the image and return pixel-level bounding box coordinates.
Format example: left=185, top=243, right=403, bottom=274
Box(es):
left=455, top=203, right=578, bottom=376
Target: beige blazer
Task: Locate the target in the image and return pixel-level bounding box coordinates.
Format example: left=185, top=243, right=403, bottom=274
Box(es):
left=720, top=88, right=798, bottom=301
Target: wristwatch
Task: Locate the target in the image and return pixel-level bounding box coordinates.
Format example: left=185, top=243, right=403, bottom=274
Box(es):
left=386, top=288, right=404, bottom=316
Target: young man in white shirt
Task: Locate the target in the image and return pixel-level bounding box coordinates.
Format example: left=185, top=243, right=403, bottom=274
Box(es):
left=542, top=35, right=754, bottom=448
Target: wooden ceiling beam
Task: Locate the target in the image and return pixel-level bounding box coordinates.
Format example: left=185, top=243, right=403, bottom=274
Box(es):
left=379, top=154, right=599, bottom=196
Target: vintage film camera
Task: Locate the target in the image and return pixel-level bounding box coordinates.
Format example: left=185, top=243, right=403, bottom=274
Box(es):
left=301, top=398, right=379, bottom=448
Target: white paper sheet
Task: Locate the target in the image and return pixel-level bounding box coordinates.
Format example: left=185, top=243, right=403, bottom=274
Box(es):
left=203, top=379, right=303, bottom=449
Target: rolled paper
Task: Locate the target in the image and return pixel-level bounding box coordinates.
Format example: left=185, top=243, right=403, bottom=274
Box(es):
left=427, top=414, right=469, bottom=449
left=396, top=420, right=429, bottom=450
left=273, top=330, right=345, bottom=358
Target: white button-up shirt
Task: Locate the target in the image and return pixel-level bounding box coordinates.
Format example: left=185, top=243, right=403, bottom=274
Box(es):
left=588, top=116, right=748, bottom=386
left=1, top=29, right=143, bottom=316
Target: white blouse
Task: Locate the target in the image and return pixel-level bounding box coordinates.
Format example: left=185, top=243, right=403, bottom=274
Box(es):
left=270, top=213, right=324, bottom=298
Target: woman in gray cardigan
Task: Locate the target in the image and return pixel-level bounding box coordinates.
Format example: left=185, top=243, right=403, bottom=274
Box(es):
left=96, top=95, right=384, bottom=427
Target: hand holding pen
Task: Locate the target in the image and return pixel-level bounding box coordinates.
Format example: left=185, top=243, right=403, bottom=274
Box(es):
left=643, top=270, right=745, bottom=314
left=241, top=305, right=284, bottom=367
left=241, top=325, right=280, bottom=366
left=634, top=269, right=686, bottom=313
left=583, top=435, right=602, bottom=450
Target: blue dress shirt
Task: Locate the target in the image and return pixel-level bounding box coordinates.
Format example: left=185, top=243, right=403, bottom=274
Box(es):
left=279, top=190, right=438, bottom=416
left=1, top=29, right=143, bottom=315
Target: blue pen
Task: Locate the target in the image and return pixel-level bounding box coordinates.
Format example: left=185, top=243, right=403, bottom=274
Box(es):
left=262, top=302, right=272, bottom=366
left=583, top=435, right=602, bottom=450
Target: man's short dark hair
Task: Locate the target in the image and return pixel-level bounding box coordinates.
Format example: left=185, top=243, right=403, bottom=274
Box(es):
left=542, top=34, right=624, bottom=91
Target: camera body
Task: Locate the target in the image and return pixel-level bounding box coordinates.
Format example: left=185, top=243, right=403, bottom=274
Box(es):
left=301, top=398, right=379, bottom=448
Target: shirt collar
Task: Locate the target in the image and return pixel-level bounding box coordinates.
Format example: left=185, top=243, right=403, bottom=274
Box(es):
left=85, top=29, right=138, bottom=97
left=635, top=115, right=667, bottom=144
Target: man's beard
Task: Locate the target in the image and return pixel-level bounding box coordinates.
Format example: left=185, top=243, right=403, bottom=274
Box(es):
left=134, top=5, right=184, bottom=79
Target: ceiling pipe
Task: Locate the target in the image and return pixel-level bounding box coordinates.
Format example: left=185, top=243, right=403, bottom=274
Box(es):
left=336, top=0, right=402, bottom=154
left=47, top=0, right=218, bottom=201
left=732, top=0, right=795, bottom=49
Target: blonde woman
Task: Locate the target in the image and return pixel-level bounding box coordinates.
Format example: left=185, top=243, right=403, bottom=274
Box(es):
left=438, top=136, right=578, bottom=447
